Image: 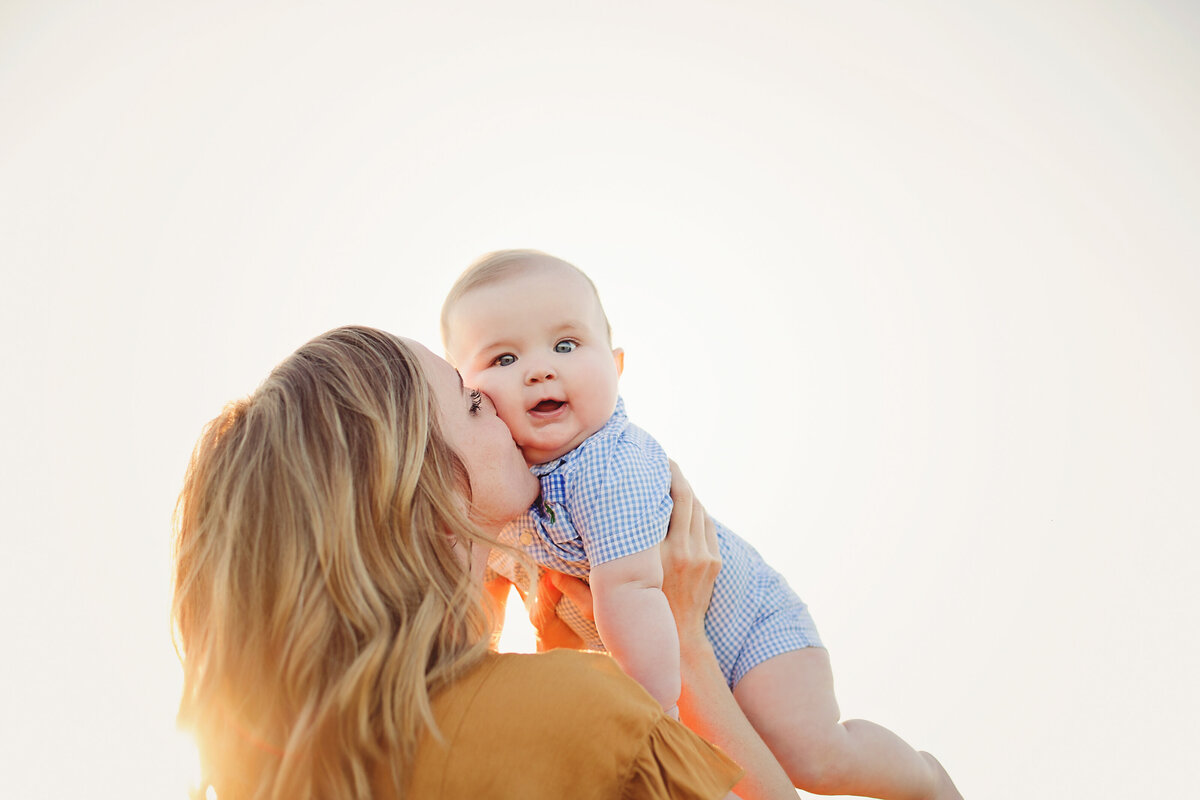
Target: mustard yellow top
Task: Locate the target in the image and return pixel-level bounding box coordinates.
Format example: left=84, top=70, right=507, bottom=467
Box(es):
left=390, top=650, right=743, bottom=799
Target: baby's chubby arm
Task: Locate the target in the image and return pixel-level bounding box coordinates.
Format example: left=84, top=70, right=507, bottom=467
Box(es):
left=590, top=544, right=681, bottom=712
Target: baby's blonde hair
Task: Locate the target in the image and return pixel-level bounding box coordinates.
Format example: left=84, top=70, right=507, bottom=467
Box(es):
left=172, top=326, right=496, bottom=799
left=440, top=249, right=612, bottom=356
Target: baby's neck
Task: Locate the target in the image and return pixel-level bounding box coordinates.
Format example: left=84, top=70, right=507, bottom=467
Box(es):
left=522, top=427, right=601, bottom=467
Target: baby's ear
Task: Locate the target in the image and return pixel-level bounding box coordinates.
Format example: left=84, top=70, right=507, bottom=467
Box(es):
left=612, top=348, right=625, bottom=377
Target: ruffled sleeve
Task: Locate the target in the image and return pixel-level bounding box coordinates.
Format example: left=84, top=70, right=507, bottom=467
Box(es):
left=621, top=715, right=745, bottom=800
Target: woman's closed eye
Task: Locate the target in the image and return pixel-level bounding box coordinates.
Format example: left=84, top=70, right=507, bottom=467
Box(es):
left=554, top=339, right=577, bottom=353
left=468, top=389, right=483, bottom=415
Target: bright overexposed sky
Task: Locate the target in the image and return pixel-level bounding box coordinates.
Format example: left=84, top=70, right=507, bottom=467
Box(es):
left=2, top=2, right=1197, bottom=798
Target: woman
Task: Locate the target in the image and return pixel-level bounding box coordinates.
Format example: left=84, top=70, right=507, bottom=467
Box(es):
left=172, top=326, right=794, bottom=799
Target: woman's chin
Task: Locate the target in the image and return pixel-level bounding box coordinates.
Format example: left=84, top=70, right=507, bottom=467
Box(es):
left=470, top=515, right=507, bottom=536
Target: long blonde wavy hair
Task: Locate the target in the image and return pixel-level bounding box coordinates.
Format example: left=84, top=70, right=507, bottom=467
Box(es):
left=173, top=326, right=496, bottom=799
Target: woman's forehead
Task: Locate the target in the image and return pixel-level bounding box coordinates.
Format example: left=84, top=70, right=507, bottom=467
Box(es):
left=407, top=339, right=459, bottom=388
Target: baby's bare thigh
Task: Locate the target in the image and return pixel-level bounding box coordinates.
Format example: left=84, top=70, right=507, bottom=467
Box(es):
left=733, top=647, right=841, bottom=737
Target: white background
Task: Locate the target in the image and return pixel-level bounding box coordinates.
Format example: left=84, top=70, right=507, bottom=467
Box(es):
left=2, top=2, right=1197, bottom=798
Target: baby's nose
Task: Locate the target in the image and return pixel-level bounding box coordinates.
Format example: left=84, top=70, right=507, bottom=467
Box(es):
left=524, top=363, right=557, bottom=384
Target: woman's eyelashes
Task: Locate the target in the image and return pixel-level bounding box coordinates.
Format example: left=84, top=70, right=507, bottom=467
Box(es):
left=468, top=389, right=483, bottom=415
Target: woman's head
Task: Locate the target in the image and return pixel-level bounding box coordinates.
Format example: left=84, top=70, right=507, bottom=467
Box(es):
left=408, top=339, right=540, bottom=534
left=172, top=326, right=535, bottom=799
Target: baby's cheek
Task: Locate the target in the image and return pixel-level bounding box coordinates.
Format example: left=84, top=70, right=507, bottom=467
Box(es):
left=487, top=387, right=517, bottom=416
left=493, top=404, right=525, bottom=438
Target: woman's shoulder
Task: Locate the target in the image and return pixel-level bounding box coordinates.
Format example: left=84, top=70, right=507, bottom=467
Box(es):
left=410, top=651, right=741, bottom=799
left=407, top=651, right=662, bottom=798
left=466, top=650, right=660, bottom=722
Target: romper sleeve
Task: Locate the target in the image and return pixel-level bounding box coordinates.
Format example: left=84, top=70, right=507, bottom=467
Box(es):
left=621, top=715, right=744, bottom=800
left=570, top=434, right=673, bottom=566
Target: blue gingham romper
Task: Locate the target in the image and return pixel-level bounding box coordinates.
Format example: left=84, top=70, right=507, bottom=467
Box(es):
left=489, top=398, right=822, bottom=688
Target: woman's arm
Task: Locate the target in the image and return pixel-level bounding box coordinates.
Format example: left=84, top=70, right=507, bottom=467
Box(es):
left=663, top=462, right=797, bottom=800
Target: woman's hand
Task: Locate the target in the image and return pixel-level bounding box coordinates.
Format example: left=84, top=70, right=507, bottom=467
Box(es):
left=661, top=460, right=721, bottom=642
left=529, top=570, right=591, bottom=652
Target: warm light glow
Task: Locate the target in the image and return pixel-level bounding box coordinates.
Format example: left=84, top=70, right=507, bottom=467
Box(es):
left=171, top=729, right=203, bottom=799
left=495, top=585, right=537, bottom=654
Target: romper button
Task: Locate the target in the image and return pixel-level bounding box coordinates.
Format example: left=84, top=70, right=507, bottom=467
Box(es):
left=519, top=533, right=533, bottom=546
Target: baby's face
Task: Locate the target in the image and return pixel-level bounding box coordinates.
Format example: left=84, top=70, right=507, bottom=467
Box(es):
left=445, top=264, right=622, bottom=466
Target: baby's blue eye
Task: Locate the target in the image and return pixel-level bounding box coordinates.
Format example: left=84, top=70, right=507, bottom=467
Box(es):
left=495, top=354, right=516, bottom=367
left=555, top=340, right=577, bottom=353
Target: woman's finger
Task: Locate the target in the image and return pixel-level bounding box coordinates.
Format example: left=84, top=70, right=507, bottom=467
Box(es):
left=549, top=571, right=595, bottom=621
left=666, top=459, right=695, bottom=558
left=529, top=570, right=563, bottom=631
left=704, top=500, right=719, bottom=562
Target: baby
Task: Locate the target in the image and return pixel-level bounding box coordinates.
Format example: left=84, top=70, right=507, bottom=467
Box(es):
left=441, top=250, right=961, bottom=800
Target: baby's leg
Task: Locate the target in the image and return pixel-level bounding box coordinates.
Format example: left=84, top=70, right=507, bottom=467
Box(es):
left=733, top=648, right=962, bottom=800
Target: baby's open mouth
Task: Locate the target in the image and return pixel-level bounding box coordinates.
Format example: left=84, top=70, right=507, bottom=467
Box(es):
left=531, top=399, right=565, bottom=413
